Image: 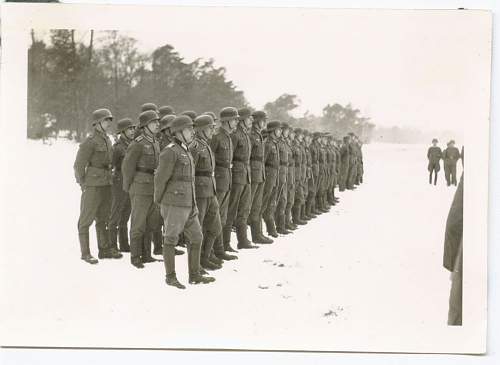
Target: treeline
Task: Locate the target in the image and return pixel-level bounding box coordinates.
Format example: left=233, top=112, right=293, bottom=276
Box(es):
left=28, top=30, right=374, bottom=142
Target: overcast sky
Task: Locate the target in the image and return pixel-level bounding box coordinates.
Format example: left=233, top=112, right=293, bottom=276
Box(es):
left=40, top=7, right=491, bottom=133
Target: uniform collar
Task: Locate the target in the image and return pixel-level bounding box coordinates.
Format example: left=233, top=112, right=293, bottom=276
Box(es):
left=173, top=137, right=189, bottom=151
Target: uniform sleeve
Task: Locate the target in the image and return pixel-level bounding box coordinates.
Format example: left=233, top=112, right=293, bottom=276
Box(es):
left=122, top=142, right=142, bottom=192
left=230, top=132, right=239, bottom=153
left=209, top=134, right=219, bottom=154
left=154, top=148, right=176, bottom=204
left=73, top=138, right=94, bottom=185
left=191, top=141, right=201, bottom=167
left=264, top=141, right=271, bottom=164
left=112, top=143, right=125, bottom=169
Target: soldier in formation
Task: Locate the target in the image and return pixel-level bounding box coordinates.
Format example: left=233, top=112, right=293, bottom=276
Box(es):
left=74, top=106, right=365, bottom=288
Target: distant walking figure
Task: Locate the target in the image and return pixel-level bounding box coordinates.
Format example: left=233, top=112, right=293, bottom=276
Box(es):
left=427, top=138, right=442, bottom=185
left=442, top=140, right=461, bottom=187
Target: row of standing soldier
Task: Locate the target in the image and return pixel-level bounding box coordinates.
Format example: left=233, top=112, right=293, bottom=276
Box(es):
left=74, top=104, right=364, bottom=289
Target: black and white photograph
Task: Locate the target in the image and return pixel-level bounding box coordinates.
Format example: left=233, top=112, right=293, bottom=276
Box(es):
left=0, top=3, right=492, bottom=355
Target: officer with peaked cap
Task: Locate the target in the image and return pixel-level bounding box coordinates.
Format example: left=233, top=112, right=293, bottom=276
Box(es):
left=190, top=115, right=226, bottom=270
left=159, top=105, right=175, bottom=119
left=223, top=107, right=258, bottom=250
left=248, top=110, right=273, bottom=244
left=261, top=121, right=282, bottom=238
left=209, top=107, right=240, bottom=257
left=108, top=118, right=135, bottom=253
left=74, top=108, right=122, bottom=264
left=155, top=115, right=216, bottom=289
left=122, top=110, right=162, bottom=268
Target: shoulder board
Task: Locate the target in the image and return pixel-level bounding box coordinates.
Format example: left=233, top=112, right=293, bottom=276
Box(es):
left=135, top=135, right=144, bottom=142
left=166, top=143, right=176, bottom=149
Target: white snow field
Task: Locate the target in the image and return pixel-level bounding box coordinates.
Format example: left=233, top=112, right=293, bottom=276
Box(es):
left=0, top=140, right=462, bottom=351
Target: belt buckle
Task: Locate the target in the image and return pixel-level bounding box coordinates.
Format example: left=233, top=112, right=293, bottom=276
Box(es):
left=230, top=163, right=233, bottom=168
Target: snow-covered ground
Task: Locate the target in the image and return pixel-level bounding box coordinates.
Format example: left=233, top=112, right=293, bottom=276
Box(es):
left=0, top=140, right=462, bottom=352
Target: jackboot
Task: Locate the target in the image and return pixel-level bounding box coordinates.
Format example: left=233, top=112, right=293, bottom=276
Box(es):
left=189, top=244, right=215, bottom=284
left=97, top=226, right=122, bottom=259
left=118, top=226, right=130, bottom=252
left=222, top=229, right=238, bottom=253
left=264, top=219, right=279, bottom=238
left=214, top=242, right=238, bottom=260
left=209, top=252, right=224, bottom=265
left=79, top=232, right=98, bottom=264
left=236, top=223, right=258, bottom=249
left=164, top=245, right=185, bottom=289
left=142, top=232, right=159, bottom=263
left=130, top=236, right=144, bottom=269
left=254, top=220, right=273, bottom=244
left=152, top=230, right=163, bottom=255
left=250, top=222, right=260, bottom=243
left=108, top=226, right=119, bottom=251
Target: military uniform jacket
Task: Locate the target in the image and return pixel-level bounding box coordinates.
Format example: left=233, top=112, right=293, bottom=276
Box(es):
left=326, top=146, right=335, bottom=178
left=304, top=144, right=313, bottom=182
left=210, top=128, right=233, bottom=193
left=443, top=147, right=461, bottom=165
left=122, top=133, right=160, bottom=196
left=191, top=135, right=217, bottom=199
left=154, top=138, right=196, bottom=207
left=250, top=127, right=266, bottom=183
left=310, top=143, right=320, bottom=180
left=264, top=137, right=280, bottom=187
left=292, top=140, right=303, bottom=184
left=277, top=138, right=288, bottom=186
left=317, top=143, right=327, bottom=176
left=334, top=146, right=341, bottom=174
left=231, top=125, right=252, bottom=185
left=285, top=139, right=295, bottom=186
left=427, top=146, right=442, bottom=164
left=112, top=135, right=131, bottom=183
left=340, top=144, right=350, bottom=165
left=74, top=130, right=113, bottom=187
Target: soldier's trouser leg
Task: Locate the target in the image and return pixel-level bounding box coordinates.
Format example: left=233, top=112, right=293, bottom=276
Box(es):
left=285, top=184, right=295, bottom=226
left=444, top=165, right=451, bottom=186
left=275, top=182, right=287, bottom=230
left=249, top=182, right=265, bottom=240
left=202, top=197, right=222, bottom=260
left=118, top=194, right=131, bottom=251
left=292, top=185, right=303, bottom=224
left=161, top=205, right=203, bottom=276
left=215, top=189, right=232, bottom=252
left=225, top=183, right=251, bottom=245
left=129, top=193, right=151, bottom=263
left=94, top=186, right=112, bottom=255
left=109, top=180, right=127, bottom=251
left=77, top=186, right=104, bottom=256
left=144, top=203, right=161, bottom=260
left=262, top=178, right=279, bottom=235
left=451, top=164, right=457, bottom=185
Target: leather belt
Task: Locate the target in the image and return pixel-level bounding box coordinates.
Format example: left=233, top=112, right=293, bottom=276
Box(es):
left=137, top=167, right=155, bottom=174
left=195, top=171, right=214, bottom=177
left=215, top=161, right=232, bottom=169
left=89, top=163, right=112, bottom=170
left=265, top=162, right=279, bottom=168
left=232, top=156, right=250, bottom=164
